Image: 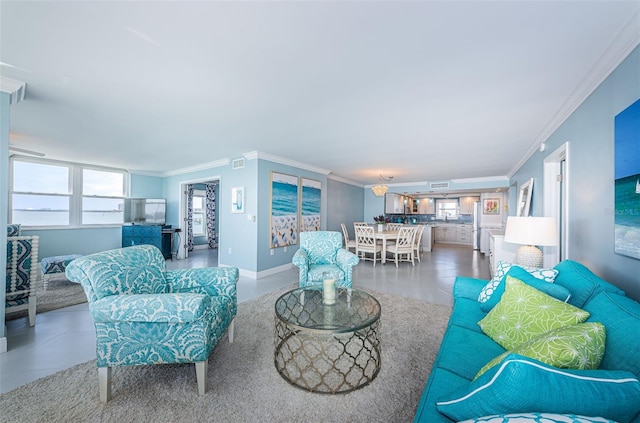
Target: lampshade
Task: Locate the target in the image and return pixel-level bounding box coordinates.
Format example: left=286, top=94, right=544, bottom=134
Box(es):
left=504, top=216, right=558, bottom=246
left=504, top=216, right=558, bottom=268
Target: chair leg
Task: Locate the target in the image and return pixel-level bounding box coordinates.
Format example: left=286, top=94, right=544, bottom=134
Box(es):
left=228, top=318, right=235, bottom=343
left=28, top=297, right=36, bottom=327
left=98, top=367, right=112, bottom=403
left=195, top=359, right=208, bottom=395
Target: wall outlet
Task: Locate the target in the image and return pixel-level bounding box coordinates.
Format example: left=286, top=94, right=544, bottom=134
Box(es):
left=270, top=249, right=274, bottom=256
left=228, top=247, right=232, bottom=254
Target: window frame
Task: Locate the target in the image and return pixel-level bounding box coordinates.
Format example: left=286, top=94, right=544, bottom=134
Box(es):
left=435, top=198, right=460, bottom=220
left=9, top=156, right=129, bottom=229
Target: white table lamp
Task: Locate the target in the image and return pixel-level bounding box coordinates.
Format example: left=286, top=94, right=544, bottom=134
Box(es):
left=504, top=216, right=558, bottom=268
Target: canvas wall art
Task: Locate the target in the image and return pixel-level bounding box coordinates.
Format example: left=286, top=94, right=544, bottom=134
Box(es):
left=483, top=198, right=500, bottom=215
left=614, top=98, right=640, bottom=260
left=300, top=178, right=321, bottom=232
left=270, top=172, right=298, bottom=248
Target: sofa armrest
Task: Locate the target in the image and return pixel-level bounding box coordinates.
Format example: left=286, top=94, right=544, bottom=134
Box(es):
left=453, top=276, right=488, bottom=301
left=90, top=293, right=210, bottom=323
left=165, top=267, right=238, bottom=298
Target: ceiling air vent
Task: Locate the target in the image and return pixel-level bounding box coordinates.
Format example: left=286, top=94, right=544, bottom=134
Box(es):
left=430, top=182, right=450, bottom=189
left=231, top=158, right=245, bottom=170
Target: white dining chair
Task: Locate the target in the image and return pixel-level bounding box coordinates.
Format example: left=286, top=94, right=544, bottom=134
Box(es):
left=413, top=224, right=424, bottom=262
left=355, top=225, right=383, bottom=266
left=386, top=223, right=403, bottom=231
left=341, top=223, right=357, bottom=253
left=387, top=226, right=417, bottom=267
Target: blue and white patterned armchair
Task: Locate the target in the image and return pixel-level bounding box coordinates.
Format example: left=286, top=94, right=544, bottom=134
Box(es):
left=6, top=224, right=40, bottom=326
left=292, top=231, right=359, bottom=288
left=65, top=245, right=238, bottom=402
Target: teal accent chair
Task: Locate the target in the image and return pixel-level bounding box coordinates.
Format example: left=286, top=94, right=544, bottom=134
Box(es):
left=6, top=224, right=40, bottom=326
left=292, top=231, right=359, bottom=288
left=65, top=245, right=238, bottom=402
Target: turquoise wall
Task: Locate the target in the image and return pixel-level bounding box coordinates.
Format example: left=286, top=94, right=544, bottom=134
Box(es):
left=512, top=45, right=640, bottom=300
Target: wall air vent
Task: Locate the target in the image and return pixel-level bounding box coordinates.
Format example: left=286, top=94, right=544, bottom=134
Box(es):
left=429, top=182, right=450, bottom=189
left=231, top=158, right=245, bottom=170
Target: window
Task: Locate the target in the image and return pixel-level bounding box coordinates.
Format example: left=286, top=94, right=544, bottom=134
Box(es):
left=10, top=157, right=128, bottom=228
left=436, top=199, right=459, bottom=220
left=192, top=190, right=207, bottom=237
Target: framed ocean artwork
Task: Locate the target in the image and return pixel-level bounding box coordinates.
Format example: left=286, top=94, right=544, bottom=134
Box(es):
left=270, top=172, right=299, bottom=248
left=614, top=98, right=640, bottom=260
left=300, top=178, right=321, bottom=232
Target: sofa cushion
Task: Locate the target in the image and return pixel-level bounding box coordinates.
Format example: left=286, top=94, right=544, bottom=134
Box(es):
left=414, top=367, right=471, bottom=423
left=553, top=260, right=625, bottom=308
left=479, top=265, right=571, bottom=312
left=474, top=322, right=606, bottom=379
left=436, top=324, right=506, bottom=380
left=459, top=413, right=618, bottom=423
left=436, top=354, right=640, bottom=423
left=478, top=260, right=558, bottom=305
left=478, top=277, right=590, bottom=350
left=449, top=297, right=487, bottom=333
left=583, top=291, right=640, bottom=378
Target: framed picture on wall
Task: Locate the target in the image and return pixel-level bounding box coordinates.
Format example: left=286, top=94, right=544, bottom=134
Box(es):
left=300, top=178, right=321, bottom=232
left=614, top=98, right=640, bottom=260
left=270, top=172, right=299, bottom=248
left=231, top=186, right=244, bottom=214
left=483, top=198, right=500, bottom=215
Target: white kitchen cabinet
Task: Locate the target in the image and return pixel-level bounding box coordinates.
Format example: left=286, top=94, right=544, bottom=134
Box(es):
left=419, top=225, right=435, bottom=252
left=418, top=198, right=435, bottom=214
left=456, top=225, right=473, bottom=245
left=385, top=193, right=405, bottom=214
left=488, top=230, right=518, bottom=277
left=459, top=196, right=480, bottom=214
left=434, top=224, right=458, bottom=243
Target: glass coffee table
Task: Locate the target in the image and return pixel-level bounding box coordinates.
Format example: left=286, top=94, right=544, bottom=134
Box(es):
left=274, top=287, right=381, bottom=394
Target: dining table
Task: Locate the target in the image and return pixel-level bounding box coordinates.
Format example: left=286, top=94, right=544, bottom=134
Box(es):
left=372, top=228, right=399, bottom=264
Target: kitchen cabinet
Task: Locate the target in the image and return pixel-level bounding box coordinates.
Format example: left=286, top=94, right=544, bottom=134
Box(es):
left=434, top=225, right=457, bottom=243
left=435, top=224, right=473, bottom=245
left=488, top=230, right=518, bottom=277
left=384, top=193, right=404, bottom=214
left=459, top=196, right=480, bottom=214
left=418, top=198, right=435, bottom=214
left=456, top=225, right=473, bottom=245
left=420, top=225, right=435, bottom=252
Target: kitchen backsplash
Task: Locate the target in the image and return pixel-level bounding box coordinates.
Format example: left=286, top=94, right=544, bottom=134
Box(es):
left=385, top=214, right=474, bottom=224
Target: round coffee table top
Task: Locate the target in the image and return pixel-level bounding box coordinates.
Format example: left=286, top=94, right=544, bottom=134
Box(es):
left=274, top=287, right=381, bottom=333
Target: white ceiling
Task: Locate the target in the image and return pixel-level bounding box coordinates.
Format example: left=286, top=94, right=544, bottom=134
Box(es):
left=2, top=1, right=639, bottom=186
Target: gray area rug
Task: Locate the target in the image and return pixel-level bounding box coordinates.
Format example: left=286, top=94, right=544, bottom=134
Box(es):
left=5, top=276, right=87, bottom=321
left=0, top=286, right=451, bottom=423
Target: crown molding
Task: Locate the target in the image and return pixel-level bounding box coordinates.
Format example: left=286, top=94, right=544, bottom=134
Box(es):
left=509, top=7, right=640, bottom=177
left=252, top=151, right=331, bottom=175
left=161, top=158, right=230, bottom=177
left=0, top=76, right=26, bottom=104
left=327, top=173, right=363, bottom=187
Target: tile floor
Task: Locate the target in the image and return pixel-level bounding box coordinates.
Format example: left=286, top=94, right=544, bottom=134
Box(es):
left=0, top=244, right=490, bottom=394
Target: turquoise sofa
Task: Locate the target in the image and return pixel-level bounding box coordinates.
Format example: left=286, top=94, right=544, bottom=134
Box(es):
left=414, top=260, right=640, bottom=423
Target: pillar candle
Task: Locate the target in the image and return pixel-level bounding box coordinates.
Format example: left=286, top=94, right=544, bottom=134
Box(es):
left=323, top=278, right=336, bottom=305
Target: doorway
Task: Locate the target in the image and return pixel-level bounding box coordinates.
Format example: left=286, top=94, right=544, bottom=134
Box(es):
left=543, top=142, right=569, bottom=266
left=179, top=177, right=220, bottom=260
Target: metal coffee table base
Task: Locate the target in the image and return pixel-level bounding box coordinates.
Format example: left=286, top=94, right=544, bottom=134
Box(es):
left=274, top=319, right=381, bottom=394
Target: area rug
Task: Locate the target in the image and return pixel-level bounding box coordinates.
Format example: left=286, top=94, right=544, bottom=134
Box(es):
left=5, top=276, right=87, bottom=322
left=0, top=286, right=451, bottom=423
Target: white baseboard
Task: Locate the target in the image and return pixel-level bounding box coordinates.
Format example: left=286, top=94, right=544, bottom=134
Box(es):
left=217, top=262, right=295, bottom=280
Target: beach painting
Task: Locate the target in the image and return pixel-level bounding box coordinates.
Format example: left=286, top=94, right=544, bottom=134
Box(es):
left=270, top=172, right=299, bottom=248
left=614, top=98, right=640, bottom=260
left=300, top=178, right=321, bottom=232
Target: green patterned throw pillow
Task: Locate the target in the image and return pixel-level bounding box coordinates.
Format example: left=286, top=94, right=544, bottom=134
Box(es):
left=478, top=276, right=590, bottom=350
left=475, top=322, right=606, bottom=379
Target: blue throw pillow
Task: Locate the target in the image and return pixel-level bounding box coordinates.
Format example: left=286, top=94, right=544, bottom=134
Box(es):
left=553, top=260, right=625, bottom=308
left=436, top=354, right=640, bottom=423
left=458, top=413, right=617, bottom=423
left=479, top=266, right=571, bottom=312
